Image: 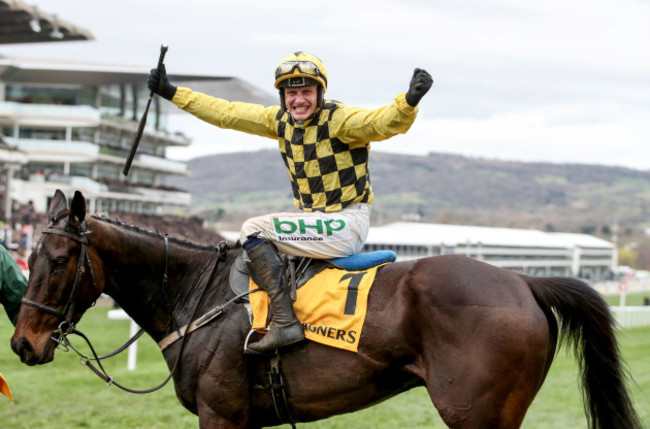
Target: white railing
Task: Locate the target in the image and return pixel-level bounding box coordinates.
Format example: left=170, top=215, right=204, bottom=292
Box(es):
left=137, top=154, right=188, bottom=174
left=611, top=306, right=650, bottom=328
left=107, top=309, right=139, bottom=371
left=0, top=102, right=100, bottom=124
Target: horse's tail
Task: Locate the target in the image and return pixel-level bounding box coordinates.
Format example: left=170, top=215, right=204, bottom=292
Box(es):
left=523, top=275, right=642, bottom=429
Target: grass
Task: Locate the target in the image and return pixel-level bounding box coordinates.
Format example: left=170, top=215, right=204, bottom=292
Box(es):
left=602, top=291, right=650, bottom=306
left=1, top=307, right=649, bottom=428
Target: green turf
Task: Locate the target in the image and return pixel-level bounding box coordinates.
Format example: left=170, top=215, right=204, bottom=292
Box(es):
left=1, top=307, right=648, bottom=428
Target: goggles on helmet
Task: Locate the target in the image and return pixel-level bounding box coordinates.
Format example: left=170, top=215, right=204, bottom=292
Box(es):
left=275, top=61, right=327, bottom=86
left=278, top=76, right=320, bottom=88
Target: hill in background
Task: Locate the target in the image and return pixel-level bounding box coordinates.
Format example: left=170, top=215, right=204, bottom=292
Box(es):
left=174, top=149, right=650, bottom=268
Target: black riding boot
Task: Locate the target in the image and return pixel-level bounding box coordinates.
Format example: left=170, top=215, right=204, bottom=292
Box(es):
left=246, top=240, right=304, bottom=353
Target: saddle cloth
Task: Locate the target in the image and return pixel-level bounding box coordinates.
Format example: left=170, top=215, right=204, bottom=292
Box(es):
left=250, top=265, right=383, bottom=352
left=244, top=251, right=396, bottom=353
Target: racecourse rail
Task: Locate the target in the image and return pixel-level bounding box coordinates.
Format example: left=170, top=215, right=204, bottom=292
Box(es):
left=595, top=278, right=650, bottom=328
left=611, top=307, right=650, bottom=328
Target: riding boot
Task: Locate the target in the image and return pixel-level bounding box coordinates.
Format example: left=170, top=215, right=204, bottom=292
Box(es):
left=245, top=239, right=304, bottom=353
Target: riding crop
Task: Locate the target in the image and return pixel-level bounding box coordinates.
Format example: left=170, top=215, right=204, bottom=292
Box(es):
left=122, top=44, right=168, bottom=176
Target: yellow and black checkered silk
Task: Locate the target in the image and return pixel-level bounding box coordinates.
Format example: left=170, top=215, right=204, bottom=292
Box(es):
left=276, top=102, right=373, bottom=212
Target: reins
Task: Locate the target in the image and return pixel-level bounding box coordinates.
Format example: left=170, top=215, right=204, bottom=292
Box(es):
left=69, top=240, right=228, bottom=394
left=23, top=224, right=235, bottom=394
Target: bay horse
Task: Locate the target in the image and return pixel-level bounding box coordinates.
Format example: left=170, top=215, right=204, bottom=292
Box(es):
left=11, top=190, right=642, bottom=429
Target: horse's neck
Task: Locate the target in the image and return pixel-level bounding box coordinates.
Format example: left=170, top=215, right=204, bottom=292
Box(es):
left=92, top=219, right=227, bottom=341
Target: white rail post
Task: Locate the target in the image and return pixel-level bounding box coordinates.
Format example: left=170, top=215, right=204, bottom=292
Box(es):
left=107, top=309, right=138, bottom=371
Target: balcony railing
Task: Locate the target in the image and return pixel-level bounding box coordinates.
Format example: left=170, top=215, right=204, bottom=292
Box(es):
left=0, top=101, right=100, bottom=125
left=7, top=138, right=187, bottom=174
left=10, top=138, right=99, bottom=159
left=137, top=154, right=188, bottom=174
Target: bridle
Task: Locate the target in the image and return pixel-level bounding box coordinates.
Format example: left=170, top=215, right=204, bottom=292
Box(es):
left=20, top=222, right=234, bottom=394
left=21, top=227, right=97, bottom=327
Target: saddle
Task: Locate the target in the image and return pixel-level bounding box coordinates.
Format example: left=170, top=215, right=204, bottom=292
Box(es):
left=227, top=250, right=397, bottom=302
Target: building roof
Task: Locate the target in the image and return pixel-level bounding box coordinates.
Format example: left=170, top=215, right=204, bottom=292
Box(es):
left=0, top=55, right=277, bottom=104
left=547, top=232, right=616, bottom=249
left=0, top=2, right=275, bottom=104
left=0, top=55, right=229, bottom=85
left=366, top=222, right=614, bottom=249
left=0, top=0, right=94, bottom=44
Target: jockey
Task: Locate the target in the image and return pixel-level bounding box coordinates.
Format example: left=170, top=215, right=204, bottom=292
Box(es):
left=148, top=51, right=432, bottom=354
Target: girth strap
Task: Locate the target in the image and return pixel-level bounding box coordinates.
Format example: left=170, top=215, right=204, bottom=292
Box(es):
left=268, top=353, right=297, bottom=428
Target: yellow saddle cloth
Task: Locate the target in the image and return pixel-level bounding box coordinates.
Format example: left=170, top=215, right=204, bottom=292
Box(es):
left=250, top=264, right=385, bottom=352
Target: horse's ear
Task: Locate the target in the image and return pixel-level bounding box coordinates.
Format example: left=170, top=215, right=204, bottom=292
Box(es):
left=47, top=189, right=68, bottom=223
left=69, top=191, right=87, bottom=225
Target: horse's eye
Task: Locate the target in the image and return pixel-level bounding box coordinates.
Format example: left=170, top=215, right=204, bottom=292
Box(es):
left=50, top=257, right=69, bottom=274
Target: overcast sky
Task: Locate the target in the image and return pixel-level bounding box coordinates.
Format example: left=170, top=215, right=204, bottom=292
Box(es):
left=3, top=0, right=649, bottom=170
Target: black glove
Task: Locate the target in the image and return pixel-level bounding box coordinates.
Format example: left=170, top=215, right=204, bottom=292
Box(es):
left=405, top=68, right=433, bottom=107
left=147, top=64, right=177, bottom=101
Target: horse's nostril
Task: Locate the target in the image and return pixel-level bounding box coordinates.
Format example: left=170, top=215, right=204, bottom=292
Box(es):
left=11, top=337, right=36, bottom=365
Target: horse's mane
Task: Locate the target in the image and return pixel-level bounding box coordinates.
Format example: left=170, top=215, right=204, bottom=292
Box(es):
left=90, top=214, right=241, bottom=253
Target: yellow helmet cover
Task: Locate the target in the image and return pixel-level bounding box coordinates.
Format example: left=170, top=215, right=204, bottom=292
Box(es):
left=274, top=51, right=328, bottom=92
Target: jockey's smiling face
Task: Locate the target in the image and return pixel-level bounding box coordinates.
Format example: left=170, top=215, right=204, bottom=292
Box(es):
left=284, top=85, right=318, bottom=121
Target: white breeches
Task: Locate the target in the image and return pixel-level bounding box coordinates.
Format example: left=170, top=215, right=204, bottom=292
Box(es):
left=240, top=203, right=371, bottom=259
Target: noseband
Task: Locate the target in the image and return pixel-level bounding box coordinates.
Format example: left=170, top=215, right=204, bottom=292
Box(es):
left=21, top=227, right=97, bottom=327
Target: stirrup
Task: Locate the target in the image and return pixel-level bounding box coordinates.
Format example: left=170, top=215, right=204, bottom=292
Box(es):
left=243, top=327, right=276, bottom=356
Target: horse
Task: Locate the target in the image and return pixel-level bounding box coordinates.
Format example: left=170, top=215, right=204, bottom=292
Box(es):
left=11, top=190, right=642, bottom=429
